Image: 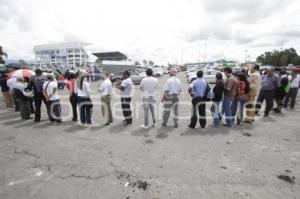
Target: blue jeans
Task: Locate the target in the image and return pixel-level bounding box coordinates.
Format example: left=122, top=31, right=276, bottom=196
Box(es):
left=210, top=101, right=221, bottom=127
left=222, top=96, right=233, bottom=127
left=77, top=96, right=93, bottom=124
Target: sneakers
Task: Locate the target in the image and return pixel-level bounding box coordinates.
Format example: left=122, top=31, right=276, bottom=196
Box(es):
left=140, top=125, right=149, bottom=129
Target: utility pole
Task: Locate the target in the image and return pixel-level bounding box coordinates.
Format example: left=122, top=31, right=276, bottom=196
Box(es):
left=204, top=40, right=207, bottom=66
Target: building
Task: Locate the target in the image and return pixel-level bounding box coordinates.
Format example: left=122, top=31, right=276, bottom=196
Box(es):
left=33, top=42, right=90, bottom=68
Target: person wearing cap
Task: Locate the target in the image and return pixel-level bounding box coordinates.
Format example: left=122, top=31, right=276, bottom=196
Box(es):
left=76, top=70, right=94, bottom=126
left=161, top=69, right=181, bottom=128
left=13, top=75, right=32, bottom=120
left=118, top=70, right=133, bottom=126
left=140, top=68, right=158, bottom=129
left=43, top=73, right=62, bottom=123
left=26, top=69, right=47, bottom=122
left=99, top=71, right=113, bottom=125
left=188, top=70, right=210, bottom=129
left=255, top=68, right=278, bottom=117
left=66, top=71, right=78, bottom=121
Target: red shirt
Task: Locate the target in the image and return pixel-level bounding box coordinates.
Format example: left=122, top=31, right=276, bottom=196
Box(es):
left=236, top=80, right=246, bottom=97
left=66, top=79, right=76, bottom=93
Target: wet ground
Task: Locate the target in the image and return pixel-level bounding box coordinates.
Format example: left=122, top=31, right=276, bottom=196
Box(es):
left=0, top=72, right=299, bottom=199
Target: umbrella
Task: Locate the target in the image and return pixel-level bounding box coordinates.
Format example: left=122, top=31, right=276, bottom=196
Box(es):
left=7, top=69, right=35, bottom=78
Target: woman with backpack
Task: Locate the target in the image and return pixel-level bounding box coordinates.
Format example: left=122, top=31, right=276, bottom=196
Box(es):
left=231, top=73, right=250, bottom=125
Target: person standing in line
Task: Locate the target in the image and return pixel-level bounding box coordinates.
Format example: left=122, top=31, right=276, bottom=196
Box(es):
left=284, top=71, right=300, bottom=110
left=245, top=65, right=262, bottom=123
left=43, top=73, right=62, bottom=123
left=118, top=70, right=133, bottom=126
left=66, top=71, right=78, bottom=121
left=24, top=76, right=35, bottom=114
left=222, top=67, right=237, bottom=127
left=26, top=69, right=47, bottom=122
left=76, top=70, right=94, bottom=126
left=161, top=69, right=181, bottom=128
left=140, top=68, right=158, bottom=129
left=7, top=76, right=19, bottom=112
left=99, top=71, right=113, bottom=126
left=255, top=68, right=278, bottom=117
left=13, top=76, right=32, bottom=120
left=210, top=73, right=224, bottom=128
left=188, top=70, right=209, bottom=129
left=273, top=71, right=289, bottom=113
left=231, top=73, right=250, bottom=125
left=0, top=72, right=14, bottom=108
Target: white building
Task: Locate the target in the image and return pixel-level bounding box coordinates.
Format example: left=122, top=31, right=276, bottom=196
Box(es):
left=33, top=42, right=90, bottom=68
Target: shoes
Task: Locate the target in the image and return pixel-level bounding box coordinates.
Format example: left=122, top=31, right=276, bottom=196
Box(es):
left=124, top=121, right=132, bottom=126
left=151, top=123, right=156, bottom=127
left=188, top=125, right=195, bottom=129
left=223, top=124, right=233, bottom=128
left=161, top=123, right=167, bottom=127
left=140, top=125, right=148, bottom=129
left=243, top=120, right=252, bottom=124
left=104, top=122, right=110, bottom=126
left=263, top=113, right=269, bottom=117
left=174, top=124, right=178, bottom=128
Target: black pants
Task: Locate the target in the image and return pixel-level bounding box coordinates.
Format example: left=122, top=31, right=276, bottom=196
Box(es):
left=47, top=99, right=61, bottom=122
left=255, top=90, right=275, bottom=115
left=34, top=93, right=47, bottom=121
left=69, top=93, right=78, bottom=121
left=189, top=97, right=206, bottom=128
left=284, top=88, right=298, bottom=109
left=12, top=92, right=20, bottom=112
left=121, top=97, right=132, bottom=123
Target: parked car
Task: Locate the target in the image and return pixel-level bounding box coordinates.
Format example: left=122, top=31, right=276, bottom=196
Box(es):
left=153, top=67, right=164, bottom=77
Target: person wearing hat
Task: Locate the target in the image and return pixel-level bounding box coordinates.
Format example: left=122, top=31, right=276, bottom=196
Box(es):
left=255, top=68, right=278, bottom=117
left=118, top=70, right=133, bottom=126
left=0, top=71, right=14, bottom=108
left=43, top=73, right=62, bottom=123
left=66, top=70, right=78, bottom=121
left=26, top=68, right=47, bottom=122
left=161, top=69, right=181, bottom=128
left=13, top=75, right=32, bottom=120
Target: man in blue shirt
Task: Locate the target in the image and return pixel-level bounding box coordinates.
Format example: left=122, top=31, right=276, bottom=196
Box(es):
left=188, top=70, right=210, bottom=129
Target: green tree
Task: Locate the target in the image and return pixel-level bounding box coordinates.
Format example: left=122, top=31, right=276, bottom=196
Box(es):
left=256, top=48, right=299, bottom=66
left=142, top=59, right=147, bottom=66
left=0, top=46, right=8, bottom=64
left=134, top=61, right=141, bottom=66
left=19, top=59, right=27, bottom=67
left=148, top=60, right=154, bottom=66
left=291, top=56, right=300, bottom=66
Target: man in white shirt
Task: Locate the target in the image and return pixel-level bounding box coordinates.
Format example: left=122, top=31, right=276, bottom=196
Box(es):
left=118, top=70, right=133, bottom=126
left=43, top=73, right=62, bottom=123
left=99, top=71, right=113, bottom=125
left=284, top=71, right=300, bottom=109
left=140, top=68, right=158, bottom=129
left=161, top=69, right=181, bottom=128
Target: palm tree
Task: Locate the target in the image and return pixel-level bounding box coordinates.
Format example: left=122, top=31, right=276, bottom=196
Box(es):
left=0, top=46, right=8, bottom=64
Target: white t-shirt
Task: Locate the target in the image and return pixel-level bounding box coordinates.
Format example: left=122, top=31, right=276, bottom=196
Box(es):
left=99, top=78, right=112, bottom=96
left=164, top=76, right=181, bottom=94
left=290, top=76, right=300, bottom=88
left=43, top=81, right=59, bottom=101
left=76, top=81, right=92, bottom=97
left=120, top=78, right=133, bottom=97
left=7, top=77, right=17, bottom=93
left=140, top=76, right=158, bottom=97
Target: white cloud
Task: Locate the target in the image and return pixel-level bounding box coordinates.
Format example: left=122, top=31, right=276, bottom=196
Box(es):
left=0, top=0, right=300, bottom=64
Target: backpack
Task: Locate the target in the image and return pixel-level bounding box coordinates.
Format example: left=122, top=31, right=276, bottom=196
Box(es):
left=34, top=77, right=45, bottom=94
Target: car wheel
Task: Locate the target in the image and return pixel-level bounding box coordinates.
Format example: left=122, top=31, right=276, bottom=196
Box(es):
left=155, top=74, right=160, bottom=77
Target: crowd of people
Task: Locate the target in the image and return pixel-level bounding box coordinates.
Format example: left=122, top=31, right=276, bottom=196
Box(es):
left=0, top=65, right=299, bottom=130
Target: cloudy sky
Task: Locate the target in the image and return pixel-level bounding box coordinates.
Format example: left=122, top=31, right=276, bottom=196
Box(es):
left=1, top=0, right=300, bottom=65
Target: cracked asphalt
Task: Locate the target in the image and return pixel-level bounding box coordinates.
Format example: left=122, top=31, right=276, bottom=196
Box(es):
left=0, top=72, right=299, bottom=199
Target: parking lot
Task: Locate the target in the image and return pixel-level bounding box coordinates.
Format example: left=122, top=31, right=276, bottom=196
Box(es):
left=0, top=72, right=299, bottom=199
